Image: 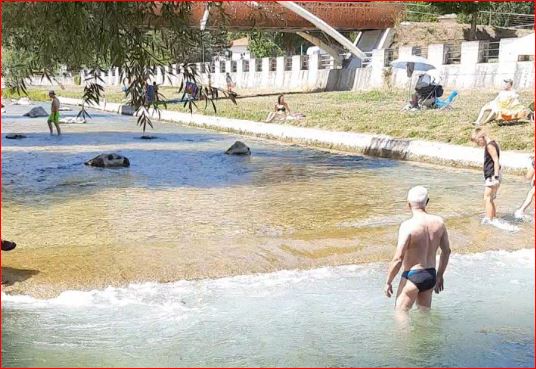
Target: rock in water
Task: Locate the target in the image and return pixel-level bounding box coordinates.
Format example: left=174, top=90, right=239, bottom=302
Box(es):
left=5, top=134, right=26, bottom=140
left=225, top=141, right=251, bottom=155
left=85, top=153, right=130, bottom=168
left=23, top=106, right=48, bottom=118
left=1, top=240, right=17, bottom=251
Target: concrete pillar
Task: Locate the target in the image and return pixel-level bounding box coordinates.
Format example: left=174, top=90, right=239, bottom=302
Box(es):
left=398, top=46, right=413, bottom=59
left=156, top=67, right=163, bottom=85
left=276, top=56, right=285, bottom=88
left=461, top=41, right=481, bottom=65
left=497, top=38, right=519, bottom=88
left=292, top=55, right=302, bottom=72
left=114, top=67, right=121, bottom=86
left=458, top=41, right=482, bottom=89
left=498, top=38, right=519, bottom=63
left=261, top=58, right=270, bottom=88
left=370, top=48, right=387, bottom=88
left=225, top=60, right=232, bottom=74
left=307, top=53, right=320, bottom=88
left=276, top=56, right=285, bottom=72
left=309, top=53, right=320, bottom=70
left=428, top=44, right=446, bottom=67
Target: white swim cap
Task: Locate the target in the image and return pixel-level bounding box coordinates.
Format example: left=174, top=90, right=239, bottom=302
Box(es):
left=407, top=186, right=429, bottom=207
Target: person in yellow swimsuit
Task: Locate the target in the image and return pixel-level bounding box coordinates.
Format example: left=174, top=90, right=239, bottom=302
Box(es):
left=47, top=90, right=61, bottom=136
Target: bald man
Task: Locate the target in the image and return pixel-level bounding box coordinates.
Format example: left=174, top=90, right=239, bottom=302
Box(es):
left=384, top=186, right=451, bottom=311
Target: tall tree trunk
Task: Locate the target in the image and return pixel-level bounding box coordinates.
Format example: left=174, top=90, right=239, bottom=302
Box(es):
left=470, top=13, right=478, bottom=41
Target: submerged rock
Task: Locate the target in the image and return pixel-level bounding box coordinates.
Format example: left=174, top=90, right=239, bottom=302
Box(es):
left=23, top=106, right=48, bottom=118
left=59, top=117, right=86, bottom=124
left=5, top=134, right=26, bottom=140
left=225, top=141, right=251, bottom=155
left=1, top=240, right=17, bottom=251
left=85, top=153, right=130, bottom=168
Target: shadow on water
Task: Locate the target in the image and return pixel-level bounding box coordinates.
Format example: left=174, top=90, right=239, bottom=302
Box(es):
left=2, top=112, right=114, bottom=120
left=1, top=267, right=40, bottom=286
left=2, top=131, right=401, bottom=205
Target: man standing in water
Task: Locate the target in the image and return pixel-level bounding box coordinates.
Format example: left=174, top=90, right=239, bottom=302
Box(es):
left=47, top=90, right=61, bottom=136
left=384, top=186, right=451, bottom=311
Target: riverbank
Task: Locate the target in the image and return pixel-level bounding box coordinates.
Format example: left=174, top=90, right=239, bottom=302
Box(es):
left=1, top=104, right=534, bottom=298
left=4, top=86, right=534, bottom=151
left=57, top=96, right=532, bottom=173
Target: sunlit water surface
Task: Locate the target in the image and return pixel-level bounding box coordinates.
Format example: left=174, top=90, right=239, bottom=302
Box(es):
left=1, top=104, right=534, bottom=367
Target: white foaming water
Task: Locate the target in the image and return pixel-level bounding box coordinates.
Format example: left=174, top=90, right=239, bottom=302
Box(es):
left=2, top=249, right=534, bottom=368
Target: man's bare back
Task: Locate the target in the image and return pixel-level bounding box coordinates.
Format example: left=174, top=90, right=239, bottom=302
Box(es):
left=385, top=186, right=451, bottom=311
left=400, top=213, right=445, bottom=271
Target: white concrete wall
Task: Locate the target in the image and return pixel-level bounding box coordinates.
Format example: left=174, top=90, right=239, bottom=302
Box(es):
left=25, top=37, right=535, bottom=92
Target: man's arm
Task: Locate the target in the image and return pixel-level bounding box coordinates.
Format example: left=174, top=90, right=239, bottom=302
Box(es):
left=384, top=224, right=410, bottom=298
left=434, top=224, right=451, bottom=294
left=487, top=143, right=500, bottom=179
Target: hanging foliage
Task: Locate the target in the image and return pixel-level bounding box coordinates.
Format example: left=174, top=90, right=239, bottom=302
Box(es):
left=2, top=1, right=236, bottom=133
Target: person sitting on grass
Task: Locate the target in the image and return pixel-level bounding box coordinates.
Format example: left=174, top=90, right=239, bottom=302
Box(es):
left=265, top=95, right=290, bottom=123
left=474, top=79, right=530, bottom=126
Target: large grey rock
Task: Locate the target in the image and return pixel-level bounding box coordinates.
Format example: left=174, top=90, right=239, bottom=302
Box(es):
left=23, top=106, right=48, bottom=118
left=1, top=240, right=16, bottom=251
left=225, top=141, right=251, bottom=155
left=85, top=153, right=130, bottom=168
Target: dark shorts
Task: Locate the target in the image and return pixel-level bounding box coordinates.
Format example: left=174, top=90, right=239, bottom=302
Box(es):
left=402, top=268, right=437, bottom=292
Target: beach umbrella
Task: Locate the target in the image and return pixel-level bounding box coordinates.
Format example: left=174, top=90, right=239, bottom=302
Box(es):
left=391, top=55, right=436, bottom=74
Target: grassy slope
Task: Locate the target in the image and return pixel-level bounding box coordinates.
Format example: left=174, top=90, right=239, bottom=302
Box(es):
left=4, top=86, right=534, bottom=151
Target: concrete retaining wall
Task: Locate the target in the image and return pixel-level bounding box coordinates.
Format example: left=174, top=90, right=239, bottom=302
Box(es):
left=33, top=36, right=532, bottom=93
left=58, top=96, right=532, bottom=174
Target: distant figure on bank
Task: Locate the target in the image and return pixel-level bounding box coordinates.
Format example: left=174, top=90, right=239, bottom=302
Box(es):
left=225, top=73, right=234, bottom=93
left=471, top=128, right=502, bottom=225
left=265, top=95, right=291, bottom=123
left=145, top=82, right=155, bottom=106
left=47, top=90, right=61, bottom=136
left=514, top=156, right=535, bottom=220
left=474, top=79, right=529, bottom=125
left=384, top=186, right=451, bottom=311
left=153, top=82, right=159, bottom=102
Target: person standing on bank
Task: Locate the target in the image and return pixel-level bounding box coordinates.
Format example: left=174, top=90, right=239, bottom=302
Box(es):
left=47, top=90, right=61, bottom=136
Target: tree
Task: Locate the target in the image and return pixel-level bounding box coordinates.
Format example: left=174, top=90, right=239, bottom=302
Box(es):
left=2, top=2, right=236, bottom=134
left=431, top=2, right=491, bottom=40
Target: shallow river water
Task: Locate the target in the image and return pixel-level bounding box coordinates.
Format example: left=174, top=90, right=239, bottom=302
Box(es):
left=1, top=104, right=534, bottom=367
